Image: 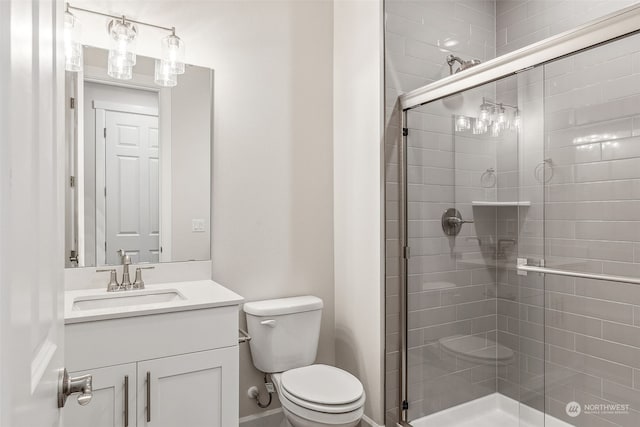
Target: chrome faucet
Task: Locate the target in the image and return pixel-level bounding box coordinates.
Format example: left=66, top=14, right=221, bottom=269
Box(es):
left=97, top=250, right=155, bottom=292
left=117, top=249, right=132, bottom=290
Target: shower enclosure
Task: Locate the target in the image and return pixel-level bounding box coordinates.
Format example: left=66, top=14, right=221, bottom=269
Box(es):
left=392, top=4, right=640, bottom=427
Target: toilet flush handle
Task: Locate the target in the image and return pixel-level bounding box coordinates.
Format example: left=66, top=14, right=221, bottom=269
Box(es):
left=260, top=319, right=277, bottom=328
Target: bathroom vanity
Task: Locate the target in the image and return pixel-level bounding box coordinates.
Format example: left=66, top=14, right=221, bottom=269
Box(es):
left=63, top=280, right=243, bottom=427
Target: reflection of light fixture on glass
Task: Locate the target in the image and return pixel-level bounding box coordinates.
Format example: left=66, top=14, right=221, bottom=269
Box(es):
left=64, top=7, right=83, bottom=71
left=496, top=104, right=508, bottom=129
left=107, top=18, right=137, bottom=80
left=512, top=109, right=521, bottom=130
left=491, top=122, right=501, bottom=137
left=160, top=31, right=186, bottom=74
left=154, top=59, right=177, bottom=87
left=479, top=102, right=491, bottom=124
left=455, top=115, right=471, bottom=132
left=472, top=118, right=487, bottom=135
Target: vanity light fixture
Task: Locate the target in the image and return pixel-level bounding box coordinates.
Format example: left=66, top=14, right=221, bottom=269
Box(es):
left=160, top=32, right=186, bottom=75
left=64, top=5, right=83, bottom=72
left=66, top=3, right=186, bottom=86
left=107, top=18, right=137, bottom=80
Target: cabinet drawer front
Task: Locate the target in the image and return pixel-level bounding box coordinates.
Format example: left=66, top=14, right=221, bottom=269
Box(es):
left=63, top=363, right=136, bottom=427
left=66, top=306, right=238, bottom=371
left=137, top=347, right=239, bottom=427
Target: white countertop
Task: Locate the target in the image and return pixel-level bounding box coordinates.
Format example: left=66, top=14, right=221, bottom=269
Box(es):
left=65, top=280, right=244, bottom=324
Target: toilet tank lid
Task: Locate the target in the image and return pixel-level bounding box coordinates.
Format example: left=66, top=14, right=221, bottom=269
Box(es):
left=244, top=296, right=323, bottom=316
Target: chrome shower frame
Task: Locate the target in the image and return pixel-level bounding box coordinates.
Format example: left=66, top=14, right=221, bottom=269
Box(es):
left=395, top=4, right=640, bottom=426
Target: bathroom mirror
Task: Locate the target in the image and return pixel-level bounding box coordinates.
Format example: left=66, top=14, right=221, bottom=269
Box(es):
left=65, top=46, right=212, bottom=268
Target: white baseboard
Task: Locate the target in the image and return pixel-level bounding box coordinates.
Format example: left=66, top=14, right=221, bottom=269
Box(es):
left=239, top=407, right=284, bottom=427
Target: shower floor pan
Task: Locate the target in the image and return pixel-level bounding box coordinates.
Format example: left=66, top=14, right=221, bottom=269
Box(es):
left=410, top=393, right=573, bottom=427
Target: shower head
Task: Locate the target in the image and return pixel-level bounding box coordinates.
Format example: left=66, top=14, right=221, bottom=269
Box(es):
left=446, top=55, right=481, bottom=75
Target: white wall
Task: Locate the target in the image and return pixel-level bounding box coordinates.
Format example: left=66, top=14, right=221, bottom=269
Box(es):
left=71, top=0, right=335, bottom=419
left=170, top=65, right=211, bottom=261
left=334, top=0, right=385, bottom=424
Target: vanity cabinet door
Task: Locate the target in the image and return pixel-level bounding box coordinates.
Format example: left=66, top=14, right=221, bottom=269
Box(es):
left=137, top=347, right=239, bottom=427
left=64, top=363, right=137, bottom=427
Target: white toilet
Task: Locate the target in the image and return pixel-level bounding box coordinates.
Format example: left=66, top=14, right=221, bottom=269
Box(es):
left=244, top=296, right=365, bottom=427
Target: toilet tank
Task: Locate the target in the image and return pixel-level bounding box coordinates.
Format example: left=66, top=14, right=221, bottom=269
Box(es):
left=244, top=296, right=323, bottom=373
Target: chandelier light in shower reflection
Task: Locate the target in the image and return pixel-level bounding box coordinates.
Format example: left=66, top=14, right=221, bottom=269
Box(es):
left=457, top=97, right=520, bottom=137
left=65, top=3, right=187, bottom=87
left=455, top=115, right=471, bottom=132
left=64, top=6, right=83, bottom=72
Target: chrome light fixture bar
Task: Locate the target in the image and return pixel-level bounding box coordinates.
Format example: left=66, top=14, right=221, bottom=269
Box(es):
left=65, top=3, right=186, bottom=86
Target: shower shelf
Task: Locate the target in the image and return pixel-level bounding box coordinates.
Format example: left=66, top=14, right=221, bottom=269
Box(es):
left=471, top=201, right=531, bottom=207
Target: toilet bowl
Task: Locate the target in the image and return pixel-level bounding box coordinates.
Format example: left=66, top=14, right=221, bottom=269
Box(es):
left=243, top=296, right=366, bottom=427
left=273, top=364, right=365, bottom=427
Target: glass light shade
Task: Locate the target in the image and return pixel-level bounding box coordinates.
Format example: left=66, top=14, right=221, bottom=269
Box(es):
left=64, top=11, right=83, bottom=72
left=455, top=115, right=471, bottom=132
left=108, top=19, right=137, bottom=67
left=491, top=122, right=501, bottom=137
left=512, top=110, right=522, bottom=130
left=472, top=119, right=487, bottom=135
left=496, top=107, right=508, bottom=129
left=108, top=55, right=133, bottom=80
left=478, top=103, right=491, bottom=124
left=154, top=59, right=177, bottom=87
left=161, top=34, right=185, bottom=74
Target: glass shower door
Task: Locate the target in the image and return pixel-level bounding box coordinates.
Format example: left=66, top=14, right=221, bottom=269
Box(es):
left=530, top=30, right=640, bottom=427
left=404, top=68, right=545, bottom=426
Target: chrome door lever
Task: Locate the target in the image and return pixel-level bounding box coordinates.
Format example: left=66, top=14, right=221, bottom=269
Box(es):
left=58, top=368, right=93, bottom=408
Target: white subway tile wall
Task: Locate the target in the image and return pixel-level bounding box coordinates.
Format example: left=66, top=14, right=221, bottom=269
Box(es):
left=385, top=1, right=640, bottom=426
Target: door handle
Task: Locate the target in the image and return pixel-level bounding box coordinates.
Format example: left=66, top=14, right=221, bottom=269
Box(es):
left=57, top=368, right=93, bottom=408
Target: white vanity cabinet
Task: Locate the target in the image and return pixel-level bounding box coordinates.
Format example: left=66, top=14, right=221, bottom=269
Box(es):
left=63, top=282, right=242, bottom=427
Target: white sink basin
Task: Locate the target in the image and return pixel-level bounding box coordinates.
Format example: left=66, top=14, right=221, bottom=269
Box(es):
left=72, top=289, right=185, bottom=311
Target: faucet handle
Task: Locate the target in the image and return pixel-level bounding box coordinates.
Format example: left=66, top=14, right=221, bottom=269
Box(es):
left=132, top=266, right=155, bottom=289
left=96, top=268, right=120, bottom=292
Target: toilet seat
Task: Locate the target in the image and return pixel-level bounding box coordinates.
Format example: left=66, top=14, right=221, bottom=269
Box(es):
left=273, top=365, right=365, bottom=416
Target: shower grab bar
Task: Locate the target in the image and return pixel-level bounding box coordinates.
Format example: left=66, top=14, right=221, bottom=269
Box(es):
left=517, top=264, right=640, bottom=286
